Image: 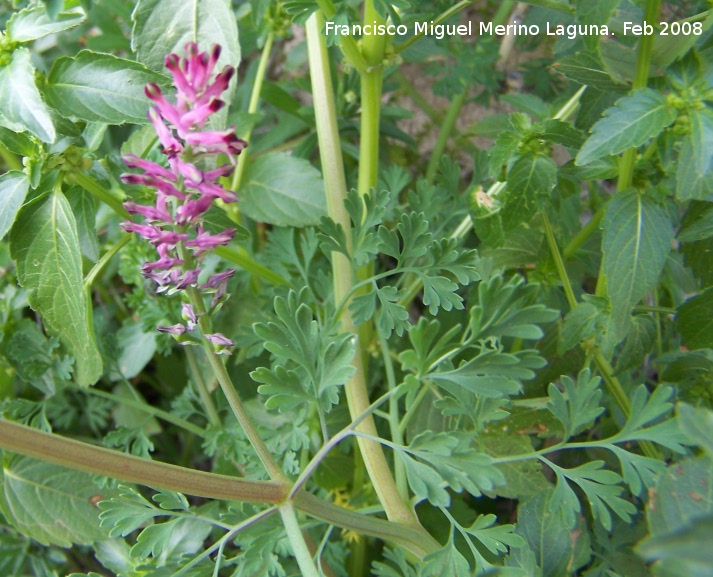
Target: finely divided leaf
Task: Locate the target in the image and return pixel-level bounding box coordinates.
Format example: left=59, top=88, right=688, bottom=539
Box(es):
left=10, top=191, right=103, bottom=385
left=602, top=190, right=673, bottom=339
left=0, top=49, right=56, bottom=142
left=577, top=89, right=677, bottom=165
left=45, top=51, right=171, bottom=124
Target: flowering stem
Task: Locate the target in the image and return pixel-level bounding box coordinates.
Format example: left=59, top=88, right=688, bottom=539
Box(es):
left=184, top=346, right=221, bottom=427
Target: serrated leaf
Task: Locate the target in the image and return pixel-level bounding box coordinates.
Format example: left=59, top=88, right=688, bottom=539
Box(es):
left=678, top=201, right=713, bottom=243
left=131, top=0, right=240, bottom=75
left=576, top=0, right=619, bottom=26
left=677, top=108, right=713, bottom=201
left=422, top=536, right=471, bottom=577
left=131, top=517, right=211, bottom=563
left=67, top=188, right=99, bottom=262
left=10, top=191, right=103, bottom=385
left=556, top=52, right=628, bottom=93
left=602, top=190, right=673, bottom=339
left=239, top=153, right=327, bottom=227
left=98, top=486, right=157, bottom=538
left=616, top=315, right=656, bottom=373
left=547, top=369, right=604, bottom=439
left=502, top=154, right=557, bottom=230
left=577, top=89, right=677, bottom=165
left=0, top=171, right=30, bottom=241
left=0, top=49, right=55, bottom=142
left=6, top=5, right=85, bottom=42
left=535, top=119, right=585, bottom=149
left=0, top=455, right=114, bottom=546
left=677, top=287, right=713, bottom=350
left=44, top=51, right=171, bottom=124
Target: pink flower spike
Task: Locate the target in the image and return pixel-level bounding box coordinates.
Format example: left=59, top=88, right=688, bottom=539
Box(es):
left=200, top=269, right=235, bottom=289
left=165, top=53, right=196, bottom=102
left=188, top=180, right=238, bottom=202
left=145, top=84, right=184, bottom=128
left=174, top=268, right=202, bottom=289
left=148, top=108, right=182, bottom=156
left=181, top=302, right=198, bottom=325
left=176, top=195, right=214, bottom=225
left=157, top=324, right=187, bottom=336
left=123, top=155, right=176, bottom=181
left=184, top=228, right=236, bottom=255
left=124, top=201, right=172, bottom=223
left=179, top=98, right=224, bottom=129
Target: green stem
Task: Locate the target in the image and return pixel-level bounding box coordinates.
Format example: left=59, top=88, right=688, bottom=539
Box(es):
left=70, top=171, right=128, bottom=219
left=213, top=245, right=289, bottom=286
left=0, top=419, right=286, bottom=503
left=83, top=235, right=130, bottom=292
left=184, top=346, right=221, bottom=427
left=562, top=205, right=604, bottom=261
left=314, top=0, right=368, bottom=72
left=542, top=212, right=578, bottom=309
left=633, top=304, right=676, bottom=315
left=73, top=384, right=206, bottom=437
left=0, top=143, right=22, bottom=170
left=230, top=31, right=275, bottom=195
left=280, top=503, right=321, bottom=577
left=425, top=91, right=466, bottom=184
left=306, top=11, right=422, bottom=530
left=396, top=70, right=439, bottom=122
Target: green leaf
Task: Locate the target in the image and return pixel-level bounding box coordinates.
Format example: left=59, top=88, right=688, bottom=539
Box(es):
left=555, top=52, right=628, bottom=93
left=0, top=455, right=114, bottom=546
left=637, top=515, right=713, bottom=577
left=6, top=5, right=85, bottom=42
left=547, top=369, right=604, bottom=439
left=677, top=287, right=713, bottom=350
left=577, top=89, right=677, bottom=165
left=602, top=190, right=673, bottom=339
left=239, top=153, right=327, bottom=227
left=44, top=51, right=171, bottom=124
left=676, top=109, right=713, bottom=201
left=647, top=456, right=713, bottom=537
left=678, top=201, right=713, bottom=243
left=98, top=485, right=158, bottom=538
left=677, top=404, right=713, bottom=456
left=0, top=171, right=29, bottom=241
left=10, top=190, right=103, bottom=386
left=421, top=535, right=471, bottom=577
left=0, top=48, right=56, bottom=142
left=67, top=188, right=99, bottom=262
left=131, top=517, right=212, bottom=562
left=502, top=154, right=557, bottom=230
left=515, top=489, right=584, bottom=577
left=0, top=126, right=37, bottom=157
left=576, top=0, right=618, bottom=26
left=131, top=0, right=240, bottom=75
left=616, top=315, right=656, bottom=373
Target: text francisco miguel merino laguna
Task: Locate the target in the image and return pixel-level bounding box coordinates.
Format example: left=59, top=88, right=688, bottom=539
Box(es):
left=324, top=20, right=665, bottom=40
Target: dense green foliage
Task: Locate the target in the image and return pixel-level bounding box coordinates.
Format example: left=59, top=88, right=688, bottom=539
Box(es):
left=1, top=0, right=713, bottom=576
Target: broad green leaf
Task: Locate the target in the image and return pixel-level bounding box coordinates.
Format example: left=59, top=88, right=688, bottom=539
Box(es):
left=131, top=0, right=240, bottom=75
left=0, top=126, right=36, bottom=157
left=677, top=287, right=713, bottom=350
left=502, top=154, right=557, bottom=230
left=616, top=314, right=656, bottom=373
left=576, top=0, right=618, bottom=26
left=240, top=153, right=327, bottom=227
left=637, top=515, right=713, bottom=577
left=67, top=189, right=99, bottom=262
left=555, top=52, right=627, bottom=93
left=0, top=49, right=55, bottom=142
left=647, top=456, right=713, bottom=536
left=678, top=201, right=713, bottom=243
left=6, top=5, right=85, bottom=42
left=577, top=89, right=677, bottom=165
left=677, top=404, right=713, bottom=456
left=10, top=191, right=103, bottom=386
left=0, top=171, right=30, bottom=241
left=676, top=108, right=713, bottom=201
left=0, top=455, right=114, bottom=546
left=44, top=51, right=171, bottom=124
left=602, top=190, right=673, bottom=339
left=515, top=489, right=586, bottom=577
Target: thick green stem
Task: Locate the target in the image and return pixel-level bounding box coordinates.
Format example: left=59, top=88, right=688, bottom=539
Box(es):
left=83, top=235, right=131, bottom=292
left=0, top=419, right=285, bottom=503
left=562, top=205, right=604, bottom=261
left=306, top=11, right=423, bottom=531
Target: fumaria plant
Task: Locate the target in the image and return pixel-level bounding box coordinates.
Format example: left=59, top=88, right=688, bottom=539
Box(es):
left=0, top=0, right=712, bottom=575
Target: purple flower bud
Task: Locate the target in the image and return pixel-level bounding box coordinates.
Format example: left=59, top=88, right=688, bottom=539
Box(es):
left=205, top=333, right=234, bottom=347
left=157, top=323, right=187, bottom=336
left=181, top=302, right=198, bottom=326
left=184, top=228, right=236, bottom=255
left=200, top=269, right=235, bottom=289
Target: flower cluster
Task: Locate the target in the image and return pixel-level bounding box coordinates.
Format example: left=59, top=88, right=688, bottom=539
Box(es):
left=121, top=43, right=246, bottom=352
